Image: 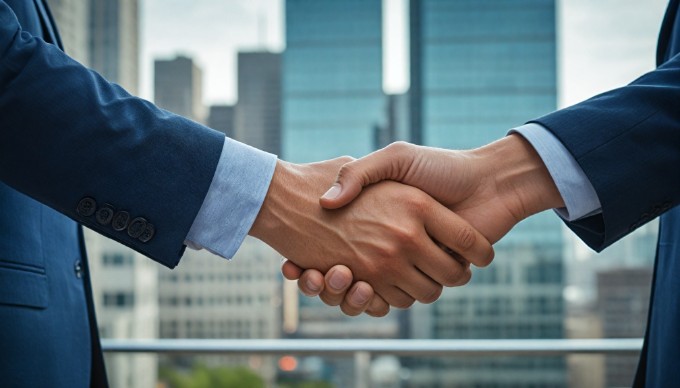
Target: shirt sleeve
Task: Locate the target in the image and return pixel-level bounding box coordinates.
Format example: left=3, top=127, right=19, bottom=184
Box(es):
left=510, top=123, right=602, bottom=221
left=184, top=137, right=277, bottom=259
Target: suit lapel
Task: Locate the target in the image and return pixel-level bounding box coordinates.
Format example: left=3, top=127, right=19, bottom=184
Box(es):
left=33, top=0, right=63, bottom=50
left=656, top=0, right=680, bottom=65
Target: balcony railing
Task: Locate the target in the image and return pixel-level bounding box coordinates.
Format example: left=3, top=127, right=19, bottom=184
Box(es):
left=102, top=338, right=642, bottom=388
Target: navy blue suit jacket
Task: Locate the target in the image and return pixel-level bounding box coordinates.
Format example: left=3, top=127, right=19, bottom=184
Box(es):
left=0, top=0, right=224, bottom=386
left=532, top=0, right=680, bottom=385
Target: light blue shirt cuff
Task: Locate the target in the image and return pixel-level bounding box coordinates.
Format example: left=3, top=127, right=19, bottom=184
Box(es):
left=509, top=123, right=602, bottom=221
left=184, top=137, right=277, bottom=259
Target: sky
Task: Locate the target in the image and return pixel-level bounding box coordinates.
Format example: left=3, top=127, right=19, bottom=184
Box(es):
left=141, top=0, right=669, bottom=108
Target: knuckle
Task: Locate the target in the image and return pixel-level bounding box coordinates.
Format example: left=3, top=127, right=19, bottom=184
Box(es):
left=453, top=268, right=473, bottom=287
left=454, top=225, right=477, bottom=251
left=338, top=155, right=355, bottom=164
left=392, top=296, right=415, bottom=309
left=367, top=306, right=390, bottom=318
left=419, top=285, right=443, bottom=304
left=319, top=292, right=343, bottom=307
left=340, top=304, right=362, bottom=317
left=477, top=248, right=495, bottom=268
left=386, top=141, right=412, bottom=154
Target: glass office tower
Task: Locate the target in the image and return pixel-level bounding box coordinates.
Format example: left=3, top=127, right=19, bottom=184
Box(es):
left=283, top=0, right=385, bottom=162
left=408, top=1, right=566, bottom=386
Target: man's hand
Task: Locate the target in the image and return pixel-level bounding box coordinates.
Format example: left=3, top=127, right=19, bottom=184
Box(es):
left=250, top=157, right=494, bottom=309
left=285, top=135, right=565, bottom=314
left=320, top=135, right=564, bottom=243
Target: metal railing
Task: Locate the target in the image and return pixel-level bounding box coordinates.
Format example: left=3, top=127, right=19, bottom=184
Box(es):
left=102, top=338, right=642, bottom=388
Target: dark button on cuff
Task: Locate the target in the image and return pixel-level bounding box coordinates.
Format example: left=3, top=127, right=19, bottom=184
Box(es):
left=112, top=211, right=130, bottom=231
left=96, top=205, right=115, bottom=225
left=127, top=217, right=147, bottom=238
left=76, top=197, right=97, bottom=217
left=139, top=223, right=155, bottom=243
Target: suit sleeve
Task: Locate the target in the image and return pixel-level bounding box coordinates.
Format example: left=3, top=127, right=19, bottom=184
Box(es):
left=0, top=2, right=226, bottom=268
left=529, top=53, right=680, bottom=252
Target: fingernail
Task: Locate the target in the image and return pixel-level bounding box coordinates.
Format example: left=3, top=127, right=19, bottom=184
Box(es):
left=305, top=279, right=320, bottom=293
left=328, top=271, right=346, bottom=290
left=352, top=287, right=370, bottom=305
left=321, top=184, right=341, bottom=200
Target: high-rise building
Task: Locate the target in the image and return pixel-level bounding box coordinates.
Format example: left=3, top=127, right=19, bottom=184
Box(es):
left=408, top=1, right=564, bottom=386
left=208, top=105, right=235, bottom=138
left=47, top=0, right=90, bottom=66
left=282, top=2, right=403, bottom=386
left=157, top=238, right=283, bottom=384
left=85, top=229, right=158, bottom=388
left=283, top=0, right=385, bottom=162
left=375, top=93, right=411, bottom=149
left=235, top=52, right=281, bottom=155
left=88, top=0, right=139, bottom=94
left=597, top=268, right=652, bottom=387
left=52, top=2, right=151, bottom=386
left=154, top=55, right=205, bottom=123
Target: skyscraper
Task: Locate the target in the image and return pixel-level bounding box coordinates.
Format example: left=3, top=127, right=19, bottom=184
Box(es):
left=597, top=268, right=652, bottom=387
left=283, top=0, right=385, bottom=162
left=85, top=230, right=158, bottom=388
left=235, top=52, right=281, bottom=155
left=283, top=2, right=400, bottom=386
left=408, top=1, right=565, bottom=386
left=47, top=0, right=90, bottom=66
left=208, top=105, right=235, bottom=138
left=88, top=0, right=139, bottom=94
left=154, top=55, right=205, bottom=123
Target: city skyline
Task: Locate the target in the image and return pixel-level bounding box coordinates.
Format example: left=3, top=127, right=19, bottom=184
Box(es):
left=139, top=0, right=666, bottom=109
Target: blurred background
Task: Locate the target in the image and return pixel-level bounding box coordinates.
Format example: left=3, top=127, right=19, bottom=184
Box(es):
left=48, top=0, right=667, bottom=386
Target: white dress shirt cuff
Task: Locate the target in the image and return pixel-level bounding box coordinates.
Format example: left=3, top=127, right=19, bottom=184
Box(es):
left=184, top=137, right=277, bottom=259
left=509, top=123, right=602, bottom=221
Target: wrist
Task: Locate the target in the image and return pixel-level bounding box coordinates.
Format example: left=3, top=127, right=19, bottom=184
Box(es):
left=473, top=134, right=565, bottom=221
left=249, top=160, right=298, bottom=244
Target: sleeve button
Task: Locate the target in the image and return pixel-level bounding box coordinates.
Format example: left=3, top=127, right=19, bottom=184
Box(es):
left=95, top=205, right=115, bottom=225
left=127, top=217, right=147, bottom=238
left=112, top=211, right=130, bottom=231
left=139, top=223, right=155, bottom=243
left=76, top=197, right=97, bottom=217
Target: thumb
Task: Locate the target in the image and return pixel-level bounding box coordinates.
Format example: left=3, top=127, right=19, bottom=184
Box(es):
left=319, top=142, right=415, bottom=209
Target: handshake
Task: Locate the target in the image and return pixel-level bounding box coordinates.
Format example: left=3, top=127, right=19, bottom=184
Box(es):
left=249, top=134, right=564, bottom=317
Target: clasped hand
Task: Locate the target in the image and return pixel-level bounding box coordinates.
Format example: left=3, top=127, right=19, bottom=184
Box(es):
left=256, top=135, right=562, bottom=317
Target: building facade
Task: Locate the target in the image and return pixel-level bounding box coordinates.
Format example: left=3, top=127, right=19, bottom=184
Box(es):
left=154, top=55, right=205, bottom=123
left=408, top=1, right=565, bottom=386
left=283, top=0, right=385, bottom=162
left=88, top=0, right=139, bottom=94
left=208, top=105, right=235, bottom=138
left=157, top=238, right=283, bottom=384
left=235, top=52, right=281, bottom=155
left=85, top=230, right=159, bottom=388
left=47, top=0, right=90, bottom=66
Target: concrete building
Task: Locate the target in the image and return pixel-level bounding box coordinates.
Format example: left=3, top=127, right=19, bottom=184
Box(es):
left=47, top=0, right=90, bottom=66
left=407, top=1, right=565, bottom=386
left=597, top=268, right=652, bottom=387
left=154, top=55, right=205, bottom=123
left=208, top=105, right=235, bottom=138
left=235, top=52, right=281, bottom=155
left=283, top=0, right=385, bottom=163
left=51, top=2, right=152, bottom=386
left=88, top=0, right=139, bottom=94
left=85, top=229, right=158, bottom=388
left=157, top=237, right=283, bottom=384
